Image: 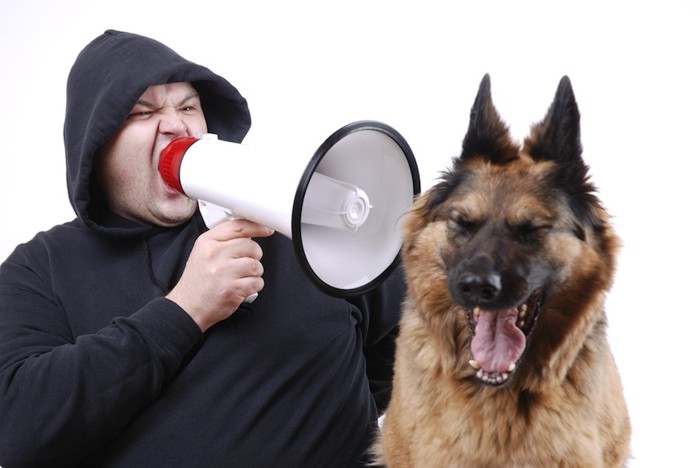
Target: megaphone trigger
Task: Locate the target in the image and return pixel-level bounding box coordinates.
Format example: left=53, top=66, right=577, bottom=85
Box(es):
left=198, top=200, right=235, bottom=229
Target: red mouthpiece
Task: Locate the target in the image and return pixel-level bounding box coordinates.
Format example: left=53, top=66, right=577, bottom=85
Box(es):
left=158, top=137, right=198, bottom=194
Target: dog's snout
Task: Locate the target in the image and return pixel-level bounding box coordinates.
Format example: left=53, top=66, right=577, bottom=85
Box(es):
left=448, top=253, right=503, bottom=306
left=458, top=272, right=501, bottom=304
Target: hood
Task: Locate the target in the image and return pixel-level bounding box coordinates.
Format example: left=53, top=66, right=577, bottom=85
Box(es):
left=63, top=29, right=251, bottom=235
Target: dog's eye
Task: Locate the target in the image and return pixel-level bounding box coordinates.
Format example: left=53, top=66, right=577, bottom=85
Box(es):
left=512, top=223, right=551, bottom=243
left=447, top=212, right=478, bottom=235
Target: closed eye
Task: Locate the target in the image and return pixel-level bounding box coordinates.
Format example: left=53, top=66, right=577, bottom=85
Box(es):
left=512, top=223, right=552, bottom=243
left=447, top=211, right=480, bottom=236
left=127, top=110, right=153, bottom=119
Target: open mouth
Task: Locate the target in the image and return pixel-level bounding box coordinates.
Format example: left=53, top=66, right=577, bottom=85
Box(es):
left=464, top=289, right=543, bottom=386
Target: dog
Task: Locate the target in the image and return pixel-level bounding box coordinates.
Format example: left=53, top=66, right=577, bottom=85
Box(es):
left=374, top=74, right=631, bottom=467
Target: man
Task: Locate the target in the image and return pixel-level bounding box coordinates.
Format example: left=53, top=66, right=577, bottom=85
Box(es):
left=0, top=30, right=404, bottom=467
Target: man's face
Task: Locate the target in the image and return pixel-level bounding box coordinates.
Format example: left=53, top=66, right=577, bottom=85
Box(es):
left=95, top=82, right=208, bottom=227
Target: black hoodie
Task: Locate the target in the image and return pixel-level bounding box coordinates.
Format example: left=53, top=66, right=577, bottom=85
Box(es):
left=0, top=30, right=404, bottom=467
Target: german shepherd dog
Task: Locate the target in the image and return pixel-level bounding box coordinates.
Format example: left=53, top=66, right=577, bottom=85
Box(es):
left=374, top=75, right=631, bottom=467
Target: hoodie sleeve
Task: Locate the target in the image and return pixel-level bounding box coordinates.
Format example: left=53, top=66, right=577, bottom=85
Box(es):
left=0, top=253, right=202, bottom=467
left=350, top=263, right=406, bottom=414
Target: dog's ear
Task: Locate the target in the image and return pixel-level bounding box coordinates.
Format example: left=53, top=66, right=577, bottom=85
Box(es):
left=460, top=74, right=519, bottom=164
left=422, top=74, right=518, bottom=218
left=525, top=76, right=604, bottom=234
left=524, top=76, right=583, bottom=166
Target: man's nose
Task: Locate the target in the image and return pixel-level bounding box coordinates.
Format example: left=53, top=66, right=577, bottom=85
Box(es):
left=158, top=110, right=188, bottom=135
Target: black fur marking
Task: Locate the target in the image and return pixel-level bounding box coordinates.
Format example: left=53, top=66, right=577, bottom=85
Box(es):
left=423, top=166, right=468, bottom=216
left=572, top=221, right=587, bottom=242
left=525, top=76, right=605, bottom=233
left=527, top=76, right=582, bottom=166
left=460, top=74, right=520, bottom=165
left=517, top=390, right=540, bottom=423
left=430, top=75, right=606, bottom=235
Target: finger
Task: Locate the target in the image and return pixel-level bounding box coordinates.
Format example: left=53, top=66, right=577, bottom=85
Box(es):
left=233, top=276, right=265, bottom=302
left=208, top=219, right=275, bottom=241
left=231, top=256, right=265, bottom=278
left=227, top=260, right=265, bottom=300
left=219, top=237, right=264, bottom=262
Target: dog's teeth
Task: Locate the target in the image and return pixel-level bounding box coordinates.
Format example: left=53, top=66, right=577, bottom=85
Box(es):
left=518, top=304, right=527, bottom=317
left=501, top=373, right=509, bottom=380
left=518, top=320, right=525, bottom=328
left=476, top=369, right=484, bottom=379
left=508, top=362, right=516, bottom=372
left=473, top=306, right=481, bottom=318
left=469, top=359, right=481, bottom=370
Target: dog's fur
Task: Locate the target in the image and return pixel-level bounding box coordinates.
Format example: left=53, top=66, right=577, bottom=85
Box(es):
left=374, top=75, right=631, bottom=467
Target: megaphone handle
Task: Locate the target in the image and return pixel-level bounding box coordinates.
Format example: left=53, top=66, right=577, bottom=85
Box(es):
left=198, top=200, right=258, bottom=304
left=199, top=200, right=235, bottom=229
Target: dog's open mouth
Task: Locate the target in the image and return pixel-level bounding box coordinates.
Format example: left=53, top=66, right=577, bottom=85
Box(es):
left=465, top=289, right=543, bottom=386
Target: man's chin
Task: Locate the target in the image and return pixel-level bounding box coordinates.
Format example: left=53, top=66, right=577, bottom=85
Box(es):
left=152, top=202, right=197, bottom=227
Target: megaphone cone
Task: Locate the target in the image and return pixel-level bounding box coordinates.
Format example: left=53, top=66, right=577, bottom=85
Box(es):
left=159, top=120, right=420, bottom=297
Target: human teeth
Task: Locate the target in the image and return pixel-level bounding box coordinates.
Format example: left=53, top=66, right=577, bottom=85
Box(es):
left=469, top=360, right=481, bottom=369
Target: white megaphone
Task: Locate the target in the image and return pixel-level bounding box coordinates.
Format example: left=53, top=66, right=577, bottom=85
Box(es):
left=159, top=120, right=420, bottom=298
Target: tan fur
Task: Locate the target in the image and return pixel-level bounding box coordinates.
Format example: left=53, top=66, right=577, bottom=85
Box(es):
left=374, top=76, right=631, bottom=467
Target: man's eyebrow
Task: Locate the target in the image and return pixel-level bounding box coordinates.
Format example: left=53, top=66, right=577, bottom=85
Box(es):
left=177, top=92, right=201, bottom=107
left=134, top=99, right=157, bottom=109
left=134, top=92, right=200, bottom=109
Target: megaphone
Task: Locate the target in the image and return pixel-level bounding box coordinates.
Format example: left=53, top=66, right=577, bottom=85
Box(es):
left=159, top=120, right=420, bottom=298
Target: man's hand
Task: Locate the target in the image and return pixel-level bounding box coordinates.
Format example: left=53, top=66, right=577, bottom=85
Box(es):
left=166, top=219, right=274, bottom=332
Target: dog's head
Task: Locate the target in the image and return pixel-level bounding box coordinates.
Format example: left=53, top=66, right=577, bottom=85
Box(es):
left=402, top=75, right=618, bottom=388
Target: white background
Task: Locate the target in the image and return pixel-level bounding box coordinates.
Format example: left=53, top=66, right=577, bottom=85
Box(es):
left=1, top=1, right=698, bottom=466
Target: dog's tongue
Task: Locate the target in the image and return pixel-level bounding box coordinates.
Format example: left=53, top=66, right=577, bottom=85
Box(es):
left=471, top=308, right=526, bottom=373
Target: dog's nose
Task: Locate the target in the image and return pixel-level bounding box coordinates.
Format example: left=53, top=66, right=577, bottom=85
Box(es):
left=458, top=272, right=501, bottom=304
